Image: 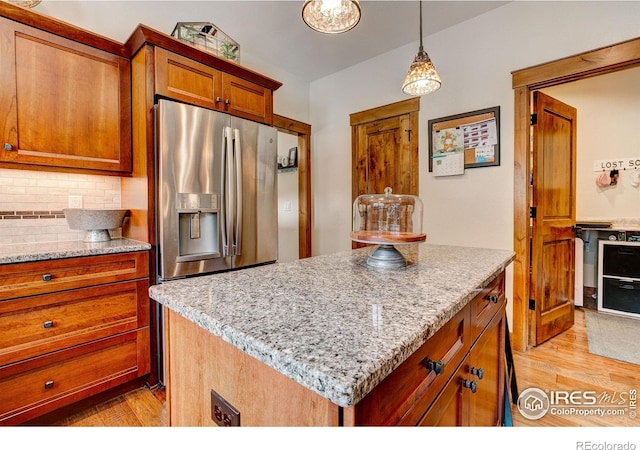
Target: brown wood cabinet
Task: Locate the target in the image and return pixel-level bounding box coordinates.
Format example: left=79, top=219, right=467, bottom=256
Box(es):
left=0, top=15, right=132, bottom=175
left=0, top=251, right=150, bottom=425
left=419, top=303, right=506, bottom=426
left=154, top=46, right=273, bottom=125
left=353, top=271, right=506, bottom=426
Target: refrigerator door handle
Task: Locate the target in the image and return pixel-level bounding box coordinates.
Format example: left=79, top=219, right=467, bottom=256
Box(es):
left=221, top=126, right=235, bottom=257
left=233, top=128, right=243, bottom=256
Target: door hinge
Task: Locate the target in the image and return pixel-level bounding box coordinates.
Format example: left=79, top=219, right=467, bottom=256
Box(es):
left=530, top=113, right=538, bottom=125
left=529, top=206, right=537, bottom=218
left=529, top=299, right=536, bottom=311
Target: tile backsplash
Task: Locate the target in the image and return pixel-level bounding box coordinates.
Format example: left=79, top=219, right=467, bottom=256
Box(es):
left=0, top=168, right=122, bottom=244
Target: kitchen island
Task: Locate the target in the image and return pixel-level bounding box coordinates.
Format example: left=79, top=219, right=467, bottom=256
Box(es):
left=149, top=243, right=515, bottom=426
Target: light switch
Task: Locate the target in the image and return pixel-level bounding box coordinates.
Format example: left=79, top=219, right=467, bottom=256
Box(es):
left=283, top=201, right=292, bottom=211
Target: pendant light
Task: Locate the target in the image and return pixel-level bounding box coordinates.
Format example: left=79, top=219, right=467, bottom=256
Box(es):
left=302, top=0, right=361, bottom=34
left=402, top=0, right=441, bottom=95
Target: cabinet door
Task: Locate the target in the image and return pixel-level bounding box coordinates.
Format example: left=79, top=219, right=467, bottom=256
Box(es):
left=154, top=46, right=222, bottom=110
left=222, top=74, right=273, bottom=125
left=0, top=18, right=131, bottom=174
left=467, top=306, right=506, bottom=426
left=418, top=363, right=469, bottom=426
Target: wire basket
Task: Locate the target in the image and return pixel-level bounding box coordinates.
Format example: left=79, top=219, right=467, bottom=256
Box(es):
left=171, top=22, right=240, bottom=63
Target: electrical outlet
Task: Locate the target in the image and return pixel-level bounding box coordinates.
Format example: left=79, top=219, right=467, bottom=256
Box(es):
left=211, top=389, right=240, bottom=426
left=68, top=195, right=83, bottom=209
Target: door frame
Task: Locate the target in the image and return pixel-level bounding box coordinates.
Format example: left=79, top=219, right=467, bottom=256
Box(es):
left=273, top=114, right=312, bottom=259
left=511, top=36, right=640, bottom=352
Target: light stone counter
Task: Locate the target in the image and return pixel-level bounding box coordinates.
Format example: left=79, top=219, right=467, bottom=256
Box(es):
left=149, top=243, right=515, bottom=408
left=0, top=238, right=151, bottom=264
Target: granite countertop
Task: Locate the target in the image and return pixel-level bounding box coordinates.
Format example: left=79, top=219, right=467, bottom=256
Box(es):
left=149, top=243, right=515, bottom=408
left=0, top=238, right=151, bottom=265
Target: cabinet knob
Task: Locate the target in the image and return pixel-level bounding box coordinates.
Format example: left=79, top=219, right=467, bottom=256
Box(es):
left=3, top=143, right=13, bottom=151
left=463, top=379, right=477, bottom=393
left=42, top=273, right=52, bottom=281
left=426, top=359, right=445, bottom=375
left=44, top=380, right=55, bottom=390
left=225, top=99, right=231, bottom=105
left=215, top=97, right=222, bottom=103
left=471, top=367, right=484, bottom=379
left=486, top=295, right=499, bottom=303
left=43, top=320, right=54, bottom=329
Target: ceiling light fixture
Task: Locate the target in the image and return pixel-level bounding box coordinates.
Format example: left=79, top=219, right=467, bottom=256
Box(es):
left=302, top=0, right=361, bottom=34
left=402, top=0, right=441, bottom=96
left=8, top=0, right=42, bottom=7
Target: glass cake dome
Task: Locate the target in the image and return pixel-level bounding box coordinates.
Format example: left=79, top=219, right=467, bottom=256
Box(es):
left=351, top=187, right=426, bottom=268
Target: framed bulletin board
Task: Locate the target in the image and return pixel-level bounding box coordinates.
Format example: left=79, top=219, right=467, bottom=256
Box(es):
left=428, top=106, right=500, bottom=172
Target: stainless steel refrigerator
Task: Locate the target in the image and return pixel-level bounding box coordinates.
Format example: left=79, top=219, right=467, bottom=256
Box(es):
left=155, top=98, right=278, bottom=282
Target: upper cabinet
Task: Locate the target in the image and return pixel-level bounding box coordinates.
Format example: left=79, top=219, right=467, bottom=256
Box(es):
left=154, top=47, right=273, bottom=124
left=0, top=10, right=132, bottom=175
left=129, top=25, right=281, bottom=126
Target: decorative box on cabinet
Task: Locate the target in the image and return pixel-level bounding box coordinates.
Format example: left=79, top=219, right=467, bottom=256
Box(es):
left=0, top=15, right=132, bottom=175
left=0, top=251, right=150, bottom=425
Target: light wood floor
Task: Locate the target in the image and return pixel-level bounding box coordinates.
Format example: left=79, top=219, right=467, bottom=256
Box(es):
left=43, top=308, right=638, bottom=427
left=511, top=308, right=640, bottom=426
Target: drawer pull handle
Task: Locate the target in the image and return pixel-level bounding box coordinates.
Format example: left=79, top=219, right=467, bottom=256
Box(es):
left=43, top=320, right=54, bottom=329
left=486, top=295, right=499, bottom=303
left=44, top=380, right=54, bottom=390
left=463, top=379, right=477, bottom=393
left=471, top=367, right=484, bottom=379
left=426, top=359, right=445, bottom=375
left=42, top=274, right=52, bottom=281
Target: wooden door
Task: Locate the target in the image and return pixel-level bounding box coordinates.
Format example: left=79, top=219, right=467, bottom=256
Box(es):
left=350, top=99, right=419, bottom=247
left=354, top=114, right=417, bottom=196
left=529, top=91, right=577, bottom=345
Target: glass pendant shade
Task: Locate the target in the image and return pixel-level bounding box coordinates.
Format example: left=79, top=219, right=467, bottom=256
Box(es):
left=302, top=0, right=361, bottom=34
left=402, top=48, right=442, bottom=95
left=402, top=1, right=441, bottom=96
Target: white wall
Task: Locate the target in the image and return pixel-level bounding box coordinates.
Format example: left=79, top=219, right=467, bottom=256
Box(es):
left=542, top=68, right=640, bottom=222
left=309, top=1, right=640, bottom=324
left=310, top=1, right=640, bottom=256
left=277, top=132, right=300, bottom=263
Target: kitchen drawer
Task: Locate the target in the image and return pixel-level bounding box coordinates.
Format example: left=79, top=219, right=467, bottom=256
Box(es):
left=0, top=279, right=149, bottom=366
left=470, top=271, right=505, bottom=341
left=601, top=241, right=640, bottom=278
left=0, top=251, right=149, bottom=301
left=354, top=304, right=471, bottom=425
left=0, top=328, right=149, bottom=425
left=602, top=277, right=640, bottom=315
